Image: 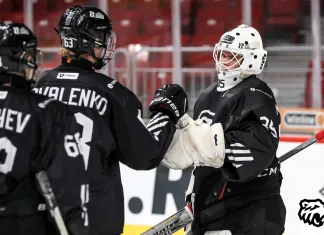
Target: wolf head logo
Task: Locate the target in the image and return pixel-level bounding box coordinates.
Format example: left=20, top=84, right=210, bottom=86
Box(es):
left=298, top=199, right=324, bottom=227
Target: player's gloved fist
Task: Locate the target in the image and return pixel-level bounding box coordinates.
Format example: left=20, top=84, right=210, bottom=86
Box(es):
left=149, top=84, right=188, bottom=123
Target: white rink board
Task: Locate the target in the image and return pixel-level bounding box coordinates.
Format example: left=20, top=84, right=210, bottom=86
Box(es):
left=121, top=141, right=324, bottom=235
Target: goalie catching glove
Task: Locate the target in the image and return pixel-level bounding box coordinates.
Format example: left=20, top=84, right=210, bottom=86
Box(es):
left=162, top=114, right=225, bottom=170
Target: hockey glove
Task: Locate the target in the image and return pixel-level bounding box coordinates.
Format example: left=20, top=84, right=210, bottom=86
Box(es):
left=149, top=84, right=188, bottom=123
left=162, top=114, right=225, bottom=170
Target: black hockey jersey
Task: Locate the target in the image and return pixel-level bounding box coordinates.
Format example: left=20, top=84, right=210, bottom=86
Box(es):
left=0, top=82, right=86, bottom=235
left=33, top=59, right=175, bottom=234
left=191, top=75, right=283, bottom=231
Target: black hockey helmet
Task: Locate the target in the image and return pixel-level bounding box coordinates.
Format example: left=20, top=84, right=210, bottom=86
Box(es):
left=57, top=6, right=116, bottom=70
left=0, top=23, right=41, bottom=83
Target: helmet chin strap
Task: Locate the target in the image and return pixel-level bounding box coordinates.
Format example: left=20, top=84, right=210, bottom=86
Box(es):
left=90, top=50, right=106, bottom=70
left=92, top=59, right=104, bottom=70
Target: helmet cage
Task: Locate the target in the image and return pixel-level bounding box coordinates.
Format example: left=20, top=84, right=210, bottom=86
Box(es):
left=213, top=42, right=267, bottom=76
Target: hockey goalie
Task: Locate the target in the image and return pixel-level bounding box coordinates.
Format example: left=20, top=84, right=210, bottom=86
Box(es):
left=162, top=24, right=286, bottom=235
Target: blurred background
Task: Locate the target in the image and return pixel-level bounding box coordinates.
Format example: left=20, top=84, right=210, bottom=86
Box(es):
left=2, top=0, right=324, bottom=135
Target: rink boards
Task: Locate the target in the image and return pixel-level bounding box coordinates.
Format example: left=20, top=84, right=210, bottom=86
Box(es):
left=120, top=136, right=324, bottom=235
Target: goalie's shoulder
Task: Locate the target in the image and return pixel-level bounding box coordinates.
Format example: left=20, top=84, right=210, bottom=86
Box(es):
left=240, top=75, right=277, bottom=106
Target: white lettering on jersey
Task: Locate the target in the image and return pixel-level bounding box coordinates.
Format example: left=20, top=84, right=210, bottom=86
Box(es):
left=0, top=108, right=31, bottom=133
left=107, top=79, right=117, bottom=89
left=33, top=87, right=108, bottom=115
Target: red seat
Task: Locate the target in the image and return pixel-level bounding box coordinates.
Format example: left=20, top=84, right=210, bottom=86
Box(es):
left=196, top=19, right=225, bottom=35
left=109, top=10, right=142, bottom=25
left=191, top=35, right=220, bottom=46
left=132, top=0, right=160, bottom=11
left=186, top=35, right=220, bottom=66
left=268, top=0, right=300, bottom=15
left=266, top=0, right=300, bottom=28
left=1, top=10, right=60, bottom=47
left=130, top=35, right=159, bottom=46
left=227, top=4, right=264, bottom=33
left=109, top=11, right=142, bottom=47
left=108, top=0, right=129, bottom=10
left=33, top=0, right=49, bottom=12
left=11, top=0, right=22, bottom=12
left=196, top=8, right=229, bottom=21
left=267, top=16, right=298, bottom=26
left=136, top=71, right=172, bottom=109
left=265, top=0, right=300, bottom=43
left=34, top=12, right=61, bottom=47
left=0, top=0, right=13, bottom=20
left=159, top=0, right=193, bottom=17
left=231, top=0, right=264, bottom=9
left=152, top=33, right=191, bottom=46
left=181, top=35, right=190, bottom=46
left=2, top=12, right=24, bottom=24
left=181, top=0, right=193, bottom=17
left=143, top=16, right=171, bottom=36
left=195, top=9, right=228, bottom=35
left=52, top=0, right=87, bottom=12
left=148, top=52, right=173, bottom=68
left=153, top=33, right=173, bottom=46
left=199, top=0, right=230, bottom=9
left=144, top=72, right=173, bottom=103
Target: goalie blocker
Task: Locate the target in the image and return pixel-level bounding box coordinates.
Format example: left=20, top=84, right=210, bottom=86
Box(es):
left=162, top=114, right=226, bottom=170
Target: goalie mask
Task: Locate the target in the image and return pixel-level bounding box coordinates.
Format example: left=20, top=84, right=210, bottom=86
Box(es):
left=213, top=24, right=267, bottom=91
left=0, top=23, right=42, bottom=88
left=58, top=6, right=116, bottom=70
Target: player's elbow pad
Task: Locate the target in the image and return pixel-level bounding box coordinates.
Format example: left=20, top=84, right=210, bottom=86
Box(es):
left=162, top=114, right=225, bottom=170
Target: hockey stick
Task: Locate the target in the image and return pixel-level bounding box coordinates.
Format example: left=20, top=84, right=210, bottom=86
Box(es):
left=36, top=171, right=69, bottom=235
left=277, top=130, right=324, bottom=163
left=141, top=204, right=194, bottom=235
left=141, top=129, right=324, bottom=235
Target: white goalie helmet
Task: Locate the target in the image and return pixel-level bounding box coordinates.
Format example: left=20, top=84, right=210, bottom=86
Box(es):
left=213, top=24, right=267, bottom=91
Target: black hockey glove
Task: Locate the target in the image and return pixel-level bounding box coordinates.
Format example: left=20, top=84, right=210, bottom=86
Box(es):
left=149, top=84, right=188, bottom=123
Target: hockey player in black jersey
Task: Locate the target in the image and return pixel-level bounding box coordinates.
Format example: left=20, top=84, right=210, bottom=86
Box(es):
left=33, top=6, right=188, bottom=235
left=162, top=24, right=286, bottom=235
left=0, top=23, right=88, bottom=235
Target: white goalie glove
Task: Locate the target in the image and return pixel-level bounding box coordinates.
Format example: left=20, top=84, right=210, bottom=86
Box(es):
left=162, top=114, right=225, bottom=170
